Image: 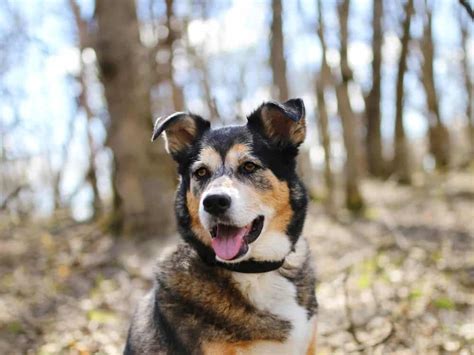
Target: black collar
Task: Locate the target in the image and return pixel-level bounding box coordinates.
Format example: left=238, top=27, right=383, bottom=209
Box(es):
left=185, top=236, right=285, bottom=273
left=215, top=258, right=285, bottom=273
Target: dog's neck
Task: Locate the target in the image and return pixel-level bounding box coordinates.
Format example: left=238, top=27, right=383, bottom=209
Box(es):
left=184, top=232, right=308, bottom=274
left=213, top=258, right=285, bottom=273
left=183, top=234, right=288, bottom=273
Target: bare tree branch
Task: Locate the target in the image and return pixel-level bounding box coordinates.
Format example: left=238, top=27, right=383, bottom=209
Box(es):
left=1, top=185, right=28, bottom=210
left=459, top=0, right=474, bottom=19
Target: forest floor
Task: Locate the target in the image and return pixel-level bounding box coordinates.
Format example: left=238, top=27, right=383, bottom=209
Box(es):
left=0, top=171, right=473, bottom=354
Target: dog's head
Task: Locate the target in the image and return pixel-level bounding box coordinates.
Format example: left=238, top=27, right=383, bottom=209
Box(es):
left=152, top=99, right=308, bottom=267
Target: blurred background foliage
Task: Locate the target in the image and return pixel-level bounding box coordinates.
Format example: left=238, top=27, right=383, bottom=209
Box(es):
left=0, top=0, right=473, bottom=353
left=0, top=0, right=472, bottom=229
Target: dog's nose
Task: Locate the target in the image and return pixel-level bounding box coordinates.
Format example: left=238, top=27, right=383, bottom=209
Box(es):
left=203, top=194, right=232, bottom=216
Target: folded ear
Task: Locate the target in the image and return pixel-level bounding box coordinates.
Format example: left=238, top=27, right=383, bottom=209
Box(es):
left=247, top=98, right=306, bottom=146
left=151, top=112, right=210, bottom=159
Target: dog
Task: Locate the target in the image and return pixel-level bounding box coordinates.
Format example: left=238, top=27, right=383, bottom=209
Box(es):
left=124, top=98, right=318, bottom=354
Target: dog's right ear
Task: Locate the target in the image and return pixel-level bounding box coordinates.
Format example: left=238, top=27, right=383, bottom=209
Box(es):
left=247, top=98, right=306, bottom=147
left=151, top=112, right=210, bottom=159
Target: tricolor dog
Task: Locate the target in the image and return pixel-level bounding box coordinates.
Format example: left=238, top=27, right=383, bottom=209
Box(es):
left=125, top=98, right=318, bottom=354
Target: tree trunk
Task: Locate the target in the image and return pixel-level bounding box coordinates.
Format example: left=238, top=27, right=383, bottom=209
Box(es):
left=336, top=0, right=365, bottom=211
left=164, top=0, right=184, bottom=111
left=94, top=0, right=176, bottom=236
left=421, top=3, right=450, bottom=170
left=315, top=0, right=335, bottom=211
left=316, top=75, right=335, bottom=209
left=53, top=105, right=76, bottom=212
left=269, top=0, right=314, bottom=195
left=270, top=0, right=289, bottom=101
left=365, top=0, right=386, bottom=177
left=393, top=0, right=413, bottom=184
left=460, top=12, right=474, bottom=157
left=70, top=0, right=102, bottom=219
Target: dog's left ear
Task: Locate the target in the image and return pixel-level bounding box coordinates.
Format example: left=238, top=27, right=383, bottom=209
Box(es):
left=151, top=112, right=210, bottom=159
left=247, top=98, right=306, bottom=146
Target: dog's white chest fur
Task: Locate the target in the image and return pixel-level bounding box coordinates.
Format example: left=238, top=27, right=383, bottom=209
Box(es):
left=232, top=270, right=315, bottom=354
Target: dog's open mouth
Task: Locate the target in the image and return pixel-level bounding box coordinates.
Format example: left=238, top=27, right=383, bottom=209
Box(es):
left=210, top=216, right=264, bottom=261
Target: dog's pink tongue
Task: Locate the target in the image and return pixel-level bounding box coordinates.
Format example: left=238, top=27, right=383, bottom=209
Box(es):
left=211, top=224, right=247, bottom=260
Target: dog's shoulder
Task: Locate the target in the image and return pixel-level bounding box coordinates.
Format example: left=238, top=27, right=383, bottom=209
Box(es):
left=124, top=244, right=201, bottom=354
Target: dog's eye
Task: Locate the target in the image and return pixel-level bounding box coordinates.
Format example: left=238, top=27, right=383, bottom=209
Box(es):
left=242, top=162, right=257, bottom=173
left=194, top=167, right=210, bottom=179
